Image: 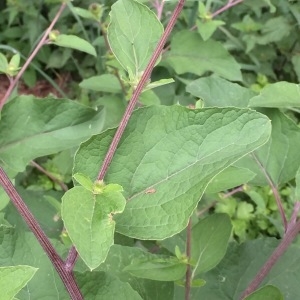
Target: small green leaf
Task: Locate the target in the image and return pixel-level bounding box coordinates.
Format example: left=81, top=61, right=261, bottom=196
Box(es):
left=244, top=285, right=283, bottom=300
left=73, top=173, right=94, bottom=192
left=62, top=185, right=126, bottom=270
left=144, top=78, right=175, bottom=91
left=123, top=257, right=186, bottom=281
left=79, top=74, right=122, bottom=93
left=197, top=19, right=225, bottom=41
left=0, top=266, right=37, bottom=300
left=191, top=214, right=232, bottom=275
left=176, top=278, right=206, bottom=287
left=107, top=0, right=163, bottom=79
left=52, top=34, right=96, bottom=56
left=175, top=245, right=182, bottom=260
left=72, top=7, right=97, bottom=20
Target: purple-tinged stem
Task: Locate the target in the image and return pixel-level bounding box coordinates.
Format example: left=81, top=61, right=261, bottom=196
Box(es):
left=0, top=3, right=67, bottom=110
left=185, top=219, right=192, bottom=300
left=0, top=168, right=83, bottom=300
left=97, top=0, right=186, bottom=180
left=211, top=0, right=244, bottom=18
left=65, top=246, right=79, bottom=272
left=240, top=218, right=300, bottom=299
left=251, top=153, right=287, bottom=231
left=152, top=0, right=165, bottom=20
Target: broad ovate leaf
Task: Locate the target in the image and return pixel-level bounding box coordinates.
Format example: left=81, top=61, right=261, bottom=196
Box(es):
left=244, top=285, right=283, bottom=300
left=61, top=184, right=126, bottom=270
left=107, top=0, right=163, bottom=79
left=74, top=106, right=271, bottom=239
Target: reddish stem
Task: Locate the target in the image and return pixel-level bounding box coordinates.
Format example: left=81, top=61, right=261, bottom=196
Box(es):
left=0, top=3, right=67, bottom=110
left=240, top=218, right=300, bottom=299
left=211, top=0, right=244, bottom=18
left=97, top=0, right=186, bottom=180
left=0, top=168, right=83, bottom=300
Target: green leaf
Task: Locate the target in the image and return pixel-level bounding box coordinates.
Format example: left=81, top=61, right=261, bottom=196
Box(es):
left=72, top=7, right=97, bottom=20
left=95, top=244, right=174, bottom=300
left=205, top=166, right=255, bottom=194
left=124, top=257, right=186, bottom=281
left=62, top=185, right=126, bottom=270
left=73, top=173, right=94, bottom=191
left=165, top=31, right=242, bottom=81
left=235, top=109, right=300, bottom=186
left=197, top=19, right=225, bottom=41
left=107, top=0, right=163, bottom=79
left=0, top=266, right=37, bottom=300
left=144, top=78, right=175, bottom=91
left=0, top=96, right=105, bottom=173
left=295, top=167, right=300, bottom=200
left=292, top=55, right=300, bottom=82
left=79, top=74, right=122, bottom=93
left=0, top=227, right=69, bottom=299
left=0, top=52, right=8, bottom=74
left=191, top=214, right=232, bottom=275
left=187, top=76, right=256, bottom=108
left=139, top=89, right=160, bottom=106
left=245, top=285, right=283, bottom=300
left=248, top=82, right=300, bottom=108
left=52, top=34, right=96, bottom=56
left=74, top=106, right=271, bottom=239
left=76, top=271, right=143, bottom=300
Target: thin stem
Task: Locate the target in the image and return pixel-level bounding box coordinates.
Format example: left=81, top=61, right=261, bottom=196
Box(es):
left=152, top=0, right=165, bottom=20
left=251, top=153, right=287, bottom=231
left=65, top=246, right=79, bottom=272
left=211, top=0, right=243, bottom=18
left=239, top=219, right=300, bottom=299
left=0, top=3, right=67, bottom=110
left=97, top=0, right=186, bottom=180
left=30, top=160, right=68, bottom=192
left=185, top=219, right=192, bottom=300
left=0, top=168, right=83, bottom=299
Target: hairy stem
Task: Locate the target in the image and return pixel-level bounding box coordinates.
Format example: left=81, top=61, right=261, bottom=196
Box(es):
left=185, top=219, right=192, bottom=300
left=240, top=219, right=300, bottom=299
left=0, top=3, right=67, bottom=110
left=97, top=0, right=186, bottom=180
left=0, top=168, right=83, bottom=299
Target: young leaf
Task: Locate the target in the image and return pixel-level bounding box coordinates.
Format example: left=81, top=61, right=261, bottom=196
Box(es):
left=0, top=95, right=105, bottom=173
left=73, top=173, right=94, bottom=192
left=123, top=257, right=186, bottom=281
left=61, top=185, right=126, bottom=270
left=74, top=106, right=271, bottom=239
left=107, top=0, right=163, bottom=80
left=165, top=31, right=242, bottom=81
left=197, top=19, right=225, bottom=41
left=0, top=266, right=37, bottom=300
left=0, top=52, right=8, bottom=74
left=244, top=285, right=283, bottom=300
left=52, top=34, right=96, bottom=57
left=191, top=214, right=232, bottom=276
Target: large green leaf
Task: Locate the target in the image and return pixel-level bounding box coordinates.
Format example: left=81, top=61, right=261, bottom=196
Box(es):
left=0, top=266, right=37, bottom=300
left=74, top=106, right=271, bottom=239
left=235, top=109, right=300, bottom=186
left=186, top=76, right=255, bottom=108
left=175, top=238, right=298, bottom=300
left=191, top=214, right=232, bottom=276
left=0, top=96, right=105, bottom=173
left=165, top=31, right=242, bottom=81
left=248, top=82, right=300, bottom=108
left=107, top=0, right=163, bottom=79
left=62, top=183, right=126, bottom=270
